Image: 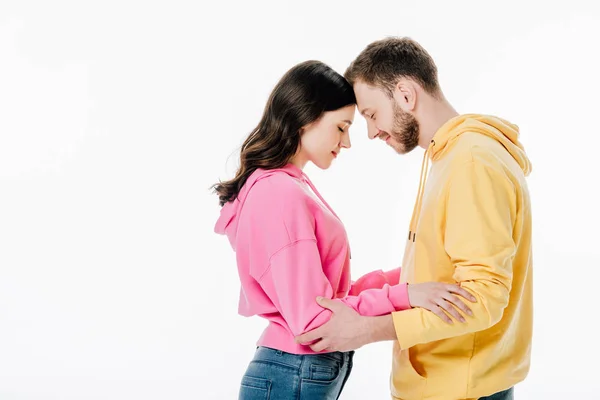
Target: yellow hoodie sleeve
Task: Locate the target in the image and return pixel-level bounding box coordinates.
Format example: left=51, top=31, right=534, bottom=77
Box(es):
left=392, top=158, right=517, bottom=349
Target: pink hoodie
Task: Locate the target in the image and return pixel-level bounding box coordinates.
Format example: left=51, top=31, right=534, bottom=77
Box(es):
left=215, top=164, right=410, bottom=354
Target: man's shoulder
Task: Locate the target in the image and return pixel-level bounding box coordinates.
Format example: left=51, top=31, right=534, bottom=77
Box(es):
left=445, top=133, right=510, bottom=168
left=453, top=131, right=499, bottom=153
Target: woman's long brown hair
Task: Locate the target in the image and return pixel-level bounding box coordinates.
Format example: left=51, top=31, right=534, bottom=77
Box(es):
left=213, top=60, right=356, bottom=206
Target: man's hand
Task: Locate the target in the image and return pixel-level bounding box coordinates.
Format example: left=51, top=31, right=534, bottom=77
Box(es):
left=408, top=282, right=477, bottom=324
left=295, top=297, right=372, bottom=352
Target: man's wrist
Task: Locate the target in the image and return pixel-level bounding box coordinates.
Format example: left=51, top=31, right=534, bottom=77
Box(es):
left=366, top=314, right=397, bottom=344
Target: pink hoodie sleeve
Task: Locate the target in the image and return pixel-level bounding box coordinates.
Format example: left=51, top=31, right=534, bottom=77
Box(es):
left=258, top=241, right=410, bottom=337
left=348, top=267, right=402, bottom=295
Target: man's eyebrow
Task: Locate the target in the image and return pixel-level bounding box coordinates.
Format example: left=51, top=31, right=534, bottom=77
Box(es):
left=342, top=120, right=353, bottom=125
left=359, top=108, right=370, bottom=116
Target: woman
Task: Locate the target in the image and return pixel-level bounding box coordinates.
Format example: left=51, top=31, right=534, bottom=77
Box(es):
left=213, top=61, right=473, bottom=399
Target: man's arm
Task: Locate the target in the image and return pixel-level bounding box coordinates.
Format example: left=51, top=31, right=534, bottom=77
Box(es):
left=295, top=281, right=475, bottom=352
left=393, top=159, right=517, bottom=349
left=369, top=314, right=398, bottom=342
left=295, top=298, right=398, bottom=352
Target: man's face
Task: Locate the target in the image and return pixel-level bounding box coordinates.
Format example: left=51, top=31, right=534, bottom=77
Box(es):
left=353, top=81, right=420, bottom=154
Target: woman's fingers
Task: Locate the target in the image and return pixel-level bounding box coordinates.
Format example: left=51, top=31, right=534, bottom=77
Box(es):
left=442, top=293, right=473, bottom=316
left=436, top=298, right=466, bottom=323
left=447, top=285, right=477, bottom=303
left=427, top=301, right=453, bottom=324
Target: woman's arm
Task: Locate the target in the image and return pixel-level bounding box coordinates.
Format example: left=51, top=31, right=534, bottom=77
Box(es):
left=348, top=267, right=401, bottom=295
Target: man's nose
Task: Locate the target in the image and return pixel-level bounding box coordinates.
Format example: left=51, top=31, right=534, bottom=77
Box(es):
left=367, top=124, right=378, bottom=140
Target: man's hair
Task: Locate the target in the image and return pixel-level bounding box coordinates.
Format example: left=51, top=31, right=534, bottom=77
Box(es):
left=345, top=37, right=441, bottom=98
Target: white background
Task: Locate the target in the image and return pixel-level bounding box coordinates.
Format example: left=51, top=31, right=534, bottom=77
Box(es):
left=1, top=1, right=599, bottom=399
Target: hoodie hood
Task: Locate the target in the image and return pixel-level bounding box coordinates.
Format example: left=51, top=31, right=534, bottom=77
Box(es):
left=430, top=114, right=532, bottom=175
left=407, top=114, right=532, bottom=243
left=214, top=163, right=304, bottom=247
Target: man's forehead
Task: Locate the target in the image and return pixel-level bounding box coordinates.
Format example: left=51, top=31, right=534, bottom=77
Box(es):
left=353, top=81, right=371, bottom=95
left=353, top=82, right=377, bottom=112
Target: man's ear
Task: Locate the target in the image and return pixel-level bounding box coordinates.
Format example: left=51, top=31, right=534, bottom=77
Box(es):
left=393, top=78, right=417, bottom=112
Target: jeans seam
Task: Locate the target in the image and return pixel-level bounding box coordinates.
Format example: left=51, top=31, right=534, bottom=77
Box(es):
left=316, top=353, right=343, bottom=363
left=296, top=354, right=305, bottom=400
left=251, top=359, right=299, bottom=372
left=336, top=356, right=352, bottom=399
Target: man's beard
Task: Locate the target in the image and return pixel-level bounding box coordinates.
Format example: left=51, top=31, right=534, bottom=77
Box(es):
left=389, top=101, right=420, bottom=154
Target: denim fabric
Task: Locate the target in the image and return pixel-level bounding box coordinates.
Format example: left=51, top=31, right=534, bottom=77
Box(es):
left=239, top=346, right=354, bottom=400
left=480, top=387, right=514, bottom=400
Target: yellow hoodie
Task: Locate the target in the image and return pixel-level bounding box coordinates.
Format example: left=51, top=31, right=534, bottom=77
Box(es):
left=390, top=115, right=533, bottom=400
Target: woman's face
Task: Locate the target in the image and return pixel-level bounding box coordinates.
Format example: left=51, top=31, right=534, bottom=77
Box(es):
left=293, top=105, right=355, bottom=170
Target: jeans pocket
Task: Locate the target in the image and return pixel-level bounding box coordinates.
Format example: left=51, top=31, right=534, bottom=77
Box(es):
left=309, top=364, right=339, bottom=383
left=239, top=376, right=271, bottom=400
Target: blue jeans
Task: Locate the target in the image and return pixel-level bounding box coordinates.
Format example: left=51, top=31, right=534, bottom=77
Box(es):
left=480, top=387, right=514, bottom=400
left=238, top=346, right=354, bottom=400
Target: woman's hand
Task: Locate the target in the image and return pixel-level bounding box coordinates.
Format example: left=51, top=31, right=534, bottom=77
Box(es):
left=407, top=282, right=477, bottom=323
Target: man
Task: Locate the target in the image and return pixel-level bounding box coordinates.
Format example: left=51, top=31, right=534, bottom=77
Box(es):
left=296, top=37, right=533, bottom=400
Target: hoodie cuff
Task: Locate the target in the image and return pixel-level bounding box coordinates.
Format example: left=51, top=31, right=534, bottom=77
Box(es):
left=389, top=283, right=411, bottom=311
left=392, top=308, right=424, bottom=349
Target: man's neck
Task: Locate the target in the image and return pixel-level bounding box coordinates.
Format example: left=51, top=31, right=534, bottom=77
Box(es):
left=417, top=96, right=459, bottom=149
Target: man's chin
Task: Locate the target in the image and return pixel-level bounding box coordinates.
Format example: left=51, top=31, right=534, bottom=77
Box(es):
left=390, top=140, right=419, bottom=155
left=388, top=141, right=406, bottom=154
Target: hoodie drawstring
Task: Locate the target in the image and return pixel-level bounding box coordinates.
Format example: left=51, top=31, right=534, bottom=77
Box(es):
left=408, top=140, right=435, bottom=242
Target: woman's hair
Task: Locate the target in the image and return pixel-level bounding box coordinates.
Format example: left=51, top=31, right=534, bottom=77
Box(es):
left=213, top=60, right=356, bottom=206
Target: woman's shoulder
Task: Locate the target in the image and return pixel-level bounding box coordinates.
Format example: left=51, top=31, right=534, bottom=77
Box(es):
left=246, top=170, right=307, bottom=204
left=241, top=171, right=316, bottom=238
